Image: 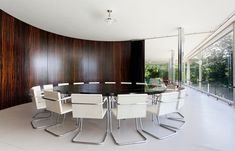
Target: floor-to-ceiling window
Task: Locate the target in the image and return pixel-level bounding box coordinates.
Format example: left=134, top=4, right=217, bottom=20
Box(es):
left=188, top=30, right=234, bottom=102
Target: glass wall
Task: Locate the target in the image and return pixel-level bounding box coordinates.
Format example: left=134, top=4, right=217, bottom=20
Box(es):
left=189, top=56, right=200, bottom=89
left=145, top=64, right=168, bottom=84
left=188, top=31, right=233, bottom=102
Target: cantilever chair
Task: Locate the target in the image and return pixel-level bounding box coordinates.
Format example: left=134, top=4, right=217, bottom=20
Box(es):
left=136, top=82, right=147, bottom=85
left=142, top=91, right=179, bottom=139
left=31, top=86, right=51, bottom=129
left=73, top=82, right=84, bottom=85
left=44, top=90, right=76, bottom=137
left=167, top=88, right=186, bottom=128
left=105, top=82, right=116, bottom=84
left=71, top=94, right=108, bottom=144
left=43, top=84, right=53, bottom=91
left=111, top=94, right=148, bottom=145
left=88, top=82, right=100, bottom=84
left=58, top=83, right=69, bottom=86
left=120, top=82, right=132, bottom=85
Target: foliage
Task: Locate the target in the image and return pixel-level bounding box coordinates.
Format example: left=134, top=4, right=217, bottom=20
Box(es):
left=190, top=32, right=233, bottom=86
left=190, top=62, right=199, bottom=84
left=145, top=64, right=168, bottom=83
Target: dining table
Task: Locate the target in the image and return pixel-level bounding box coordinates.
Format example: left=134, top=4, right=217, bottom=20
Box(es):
left=53, top=83, right=167, bottom=96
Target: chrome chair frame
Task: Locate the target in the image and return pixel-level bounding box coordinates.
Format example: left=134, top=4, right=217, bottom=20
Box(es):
left=142, top=92, right=180, bottom=139
left=110, top=94, right=148, bottom=145
left=44, top=91, right=77, bottom=137
left=31, top=86, right=53, bottom=129
left=71, top=94, right=108, bottom=144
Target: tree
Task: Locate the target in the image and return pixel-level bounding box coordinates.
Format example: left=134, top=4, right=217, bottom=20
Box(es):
left=201, top=32, right=233, bottom=86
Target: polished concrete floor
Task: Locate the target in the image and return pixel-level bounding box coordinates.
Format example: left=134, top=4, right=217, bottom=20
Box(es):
left=0, top=88, right=235, bottom=151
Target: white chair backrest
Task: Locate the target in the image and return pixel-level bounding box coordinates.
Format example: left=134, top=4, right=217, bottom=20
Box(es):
left=117, top=94, right=148, bottom=104
left=44, top=90, right=63, bottom=114
left=177, top=88, right=186, bottom=110
left=73, top=82, right=84, bottom=85
left=136, top=82, right=147, bottom=85
left=72, top=94, right=103, bottom=104
left=116, top=94, right=148, bottom=119
left=31, top=86, right=41, bottom=97
left=88, top=82, right=100, bottom=84
left=159, top=91, right=179, bottom=102
left=121, top=82, right=132, bottom=85
left=157, top=91, right=179, bottom=116
left=105, top=82, right=116, bottom=84
left=31, top=86, right=46, bottom=110
left=71, top=94, right=105, bottom=119
left=58, top=83, right=69, bottom=86
left=43, top=84, right=53, bottom=90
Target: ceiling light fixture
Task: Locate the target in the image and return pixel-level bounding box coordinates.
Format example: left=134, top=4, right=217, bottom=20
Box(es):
left=105, top=10, right=116, bottom=24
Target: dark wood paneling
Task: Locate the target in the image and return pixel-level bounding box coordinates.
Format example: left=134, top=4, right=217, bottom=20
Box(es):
left=130, top=41, right=145, bottom=82
left=0, top=10, right=2, bottom=108
left=28, top=27, right=48, bottom=86
left=0, top=10, right=145, bottom=110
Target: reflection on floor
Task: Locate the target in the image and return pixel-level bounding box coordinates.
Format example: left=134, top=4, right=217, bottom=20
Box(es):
left=0, top=87, right=235, bottom=151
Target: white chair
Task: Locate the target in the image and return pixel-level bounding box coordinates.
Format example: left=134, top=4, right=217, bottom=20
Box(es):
left=167, top=88, right=186, bottom=128
left=44, top=90, right=76, bottom=137
left=30, top=86, right=51, bottom=129
left=43, top=84, right=53, bottom=91
left=73, top=82, right=84, bottom=85
left=177, top=88, right=186, bottom=115
left=58, top=83, right=69, bottom=86
left=71, top=94, right=108, bottom=144
left=142, top=91, right=179, bottom=139
left=111, top=94, right=148, bottom=145
left=88, top=82, right=100, bottom=84
left=136, top=82, right=147, bottom=85
left=105, top=82, right=116, bottom=84
left=120, top=82, right=132, bottom=85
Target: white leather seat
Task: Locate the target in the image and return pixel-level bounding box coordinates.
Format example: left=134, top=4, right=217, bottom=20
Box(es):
left=88, top=82, right=100, bottom=84
left=71, top=94, right=108, bottom=144
left=105, top=82, right=116, bottom=84
left=120, top=82, right=132, bottom=85
left=73, top=82, right=84, bottom=85
left=136, top=82, right=147, bottom=85
left=43, top=84, right=53, bottom=91
left=30, top=86, right=51, bottom=129
left=44, top=90, right=76, bottom=136
left=142, top=91, right=179, bottom=139
left=111, top=94, right=148, bottom=145
left=58, top=83, right=69, bottom=86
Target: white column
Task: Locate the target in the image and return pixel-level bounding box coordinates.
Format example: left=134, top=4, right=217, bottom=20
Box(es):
left=198, top=60, right=202, bottom=89
left=178, top=27, right=184, bottom=87
left=168, top=58, right=172, bottom=82
left=171, top=50, right=175, bottom=84
left=233, top=23, right=235, bottom=104
left=186, top=61, right=190, bottom=84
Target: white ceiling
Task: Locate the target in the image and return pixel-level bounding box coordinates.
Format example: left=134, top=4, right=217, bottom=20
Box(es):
left=1, top=0, right=235, bottom=63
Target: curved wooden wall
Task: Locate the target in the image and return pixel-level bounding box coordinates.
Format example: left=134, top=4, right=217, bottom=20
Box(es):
left=0, top=10, right=144, bottom=110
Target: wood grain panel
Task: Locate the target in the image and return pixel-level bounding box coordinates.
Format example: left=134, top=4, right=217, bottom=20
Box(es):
left=0, top=10, right=145, bottom=110
left=28, top=27, right=48, bottom=87
left=0, top=10, right=2, bottom=108
left=0, top=10, right=3, bottom=109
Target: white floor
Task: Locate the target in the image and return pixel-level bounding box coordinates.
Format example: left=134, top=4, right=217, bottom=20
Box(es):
left=0, top=88, right=235, bottom=151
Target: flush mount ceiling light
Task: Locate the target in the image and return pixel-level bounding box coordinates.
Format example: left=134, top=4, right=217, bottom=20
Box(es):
left=105, top=10, right=116, bottom=24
